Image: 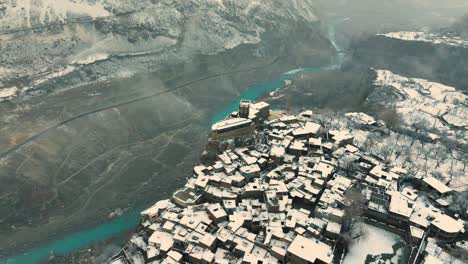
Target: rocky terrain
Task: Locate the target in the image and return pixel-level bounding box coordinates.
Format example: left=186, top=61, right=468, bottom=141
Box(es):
left=347, top=30, right=468, bottom=93
left=0, top=0, right=336, bottom=259
left=0, top=0, right=329, bottom=98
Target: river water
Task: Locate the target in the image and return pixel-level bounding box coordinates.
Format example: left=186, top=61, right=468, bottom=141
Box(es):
left=2, top=21, right=345, bottom=264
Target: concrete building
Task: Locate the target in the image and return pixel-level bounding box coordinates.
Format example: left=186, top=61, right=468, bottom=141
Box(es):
left=239, top=100, right=251, bottom=118
left=286, top=235, right=333, bottom=264
left=250, top=101, right=270, bottom=121
left=211, top=118, right=254, bottom=135
left=422, top=177, right=453, bottom=197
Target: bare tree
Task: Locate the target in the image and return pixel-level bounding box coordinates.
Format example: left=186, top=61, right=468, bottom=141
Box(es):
left=394, top=144, right=403, bottom=160
left=379, top=106, right=403, bottom=133
left=448, top=160, right=456, bottom=184
left=448, top=190, right=468, bottom=219
left=421, top=162, right=429, bottom=177
left=434, top=144, right=448, bottom=169
left=339, top=155, right=359, bottom=176
left=461, top=151, right=468, bottom=172
left=404, top=154, right=414, bottom=168
left=379, top=144, right=392, bottom=163
left=361, top=137, right=375, bottom=152
left=343, top=189, right=367, bottom=220
left=422, top=146, right=432, bottom=166
left=411, top=118, right=430, bottom=134
left=431, top=171, right=444, bottom=181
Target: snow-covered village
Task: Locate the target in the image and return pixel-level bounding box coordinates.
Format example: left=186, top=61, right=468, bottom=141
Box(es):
left=110, top=93, right=467, bottom=264
left=2, top=1, right=468, bottom=264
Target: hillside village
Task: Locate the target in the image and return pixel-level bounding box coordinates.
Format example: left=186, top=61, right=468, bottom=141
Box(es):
left=110, top=99, right=467, bottom=264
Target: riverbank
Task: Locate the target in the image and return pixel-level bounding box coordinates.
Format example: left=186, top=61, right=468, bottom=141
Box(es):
left=1, top=60, right=341, bottom=264
left=1, top=18, right=344, bottom=264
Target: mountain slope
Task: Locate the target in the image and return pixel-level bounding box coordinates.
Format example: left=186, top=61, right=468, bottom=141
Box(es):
left=0, top=0, right=327, bottom=98
left=0, top=0, right=335, bottom=258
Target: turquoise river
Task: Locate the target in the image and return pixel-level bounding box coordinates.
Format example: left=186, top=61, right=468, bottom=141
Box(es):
left=2, top=21, right=345, bottom=264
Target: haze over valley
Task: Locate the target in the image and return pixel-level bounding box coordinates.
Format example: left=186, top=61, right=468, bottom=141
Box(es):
left=0, top=1, right=467, bottom=263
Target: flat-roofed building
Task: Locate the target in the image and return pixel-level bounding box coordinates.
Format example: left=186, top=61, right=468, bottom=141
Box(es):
left=211, top=118, right=254, bottom=137
left=207, top=203, right=228, bottom=223
left=240, top=164, right=261, bottom=178
left=388, top=191, right=413, bottom=223
left=172, top=187, right=203, bottom=208
left=345, top=112, right=378, bottom=126
left=286, top=235, right=333, bottom=264
left=423, top=177, right=453, bottom=197
left=329, top=130, right=354, bottom=147
left=292, top=122, right=321, bottom=139
left=410, top=225, right=425, bottom=244
left=325, top=222, right=342, bottom=239
left=430, top=214, right=465, bottom=240
left=149, top=231, right=174, bottom=253
left=239, top=100, right=251, bottom=118
left=250, top=101, right=270, bottom=120
left=140, top=199, right=171, bottom=222
left=289, top=140, right=308, bottom=156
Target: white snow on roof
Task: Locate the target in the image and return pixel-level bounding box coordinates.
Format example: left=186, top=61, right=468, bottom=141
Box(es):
left=211, top=118, right=252, bottom=132
left=287, top=235, right=333, bottom=264
left=431, top=214, right=465, bottom=234
left=423, top=177, right=452, bottom=194
left=345, top=112, right=377, bottom=125
left=389, top=191, right=413, bottom=218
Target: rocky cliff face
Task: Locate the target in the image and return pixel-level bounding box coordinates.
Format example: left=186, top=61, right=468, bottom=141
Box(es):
left=0, top=0, right=327, bottom=97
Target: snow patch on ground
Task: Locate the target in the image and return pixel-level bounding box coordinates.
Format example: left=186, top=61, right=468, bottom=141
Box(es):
left=378, top=31, right=468, bottom=48
left=323, top=112, right=466, bottom=191
left=0, top=87, right=18, bottom=99
left=343, top=222, right=401, bottom=264
left=33, top=66, right=76, bottom=86
left=283, top=69, right=304, bottom=75
left=71, top=53, right=110, bottom=65
left=1, top=0, right=110, bottom=30
left=0, top=67, right=13, bottom=81
left=374, top=69, right=468, bottom=130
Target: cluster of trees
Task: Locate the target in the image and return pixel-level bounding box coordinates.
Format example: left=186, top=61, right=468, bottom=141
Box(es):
left=447, top=190, right=468, bottom=219
left=378, top=106, right=402, bottom=133
left=340, top=188, right=369, bottom=246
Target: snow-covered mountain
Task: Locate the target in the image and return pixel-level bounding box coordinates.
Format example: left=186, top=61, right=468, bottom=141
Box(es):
left=0, top=0, right=328, bottom=98
left=0, top=0, right=110, bottom=30
left=377, top=31, right=468, bottom=48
